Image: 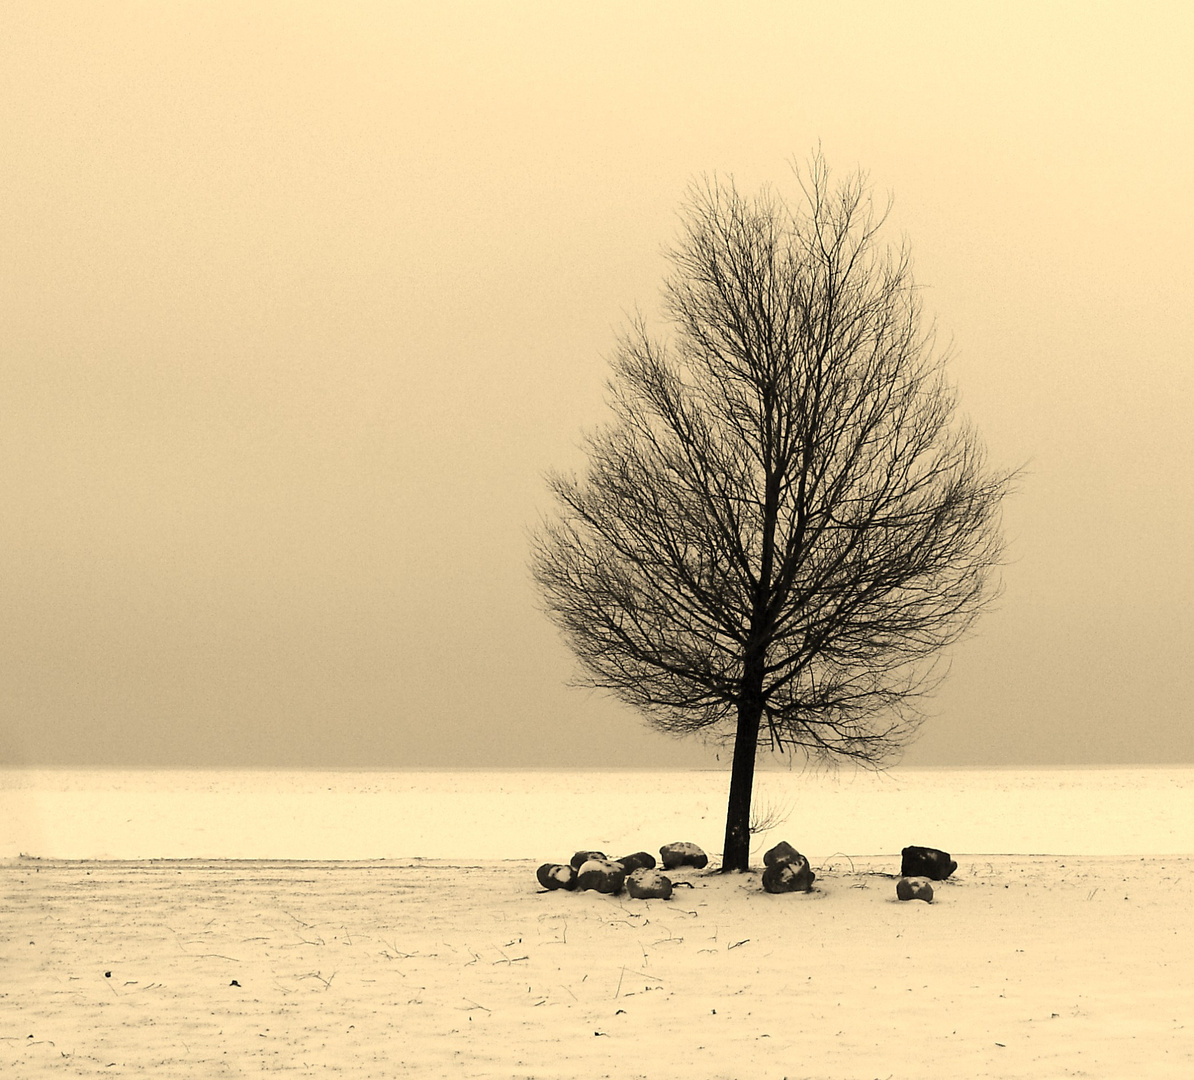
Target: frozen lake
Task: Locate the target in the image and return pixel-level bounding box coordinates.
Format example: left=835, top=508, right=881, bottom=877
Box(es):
left=3, top=766, right=1193, bottom=861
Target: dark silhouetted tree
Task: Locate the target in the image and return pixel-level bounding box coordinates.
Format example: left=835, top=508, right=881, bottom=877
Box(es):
left=531, top=155, right=1012, bottom=872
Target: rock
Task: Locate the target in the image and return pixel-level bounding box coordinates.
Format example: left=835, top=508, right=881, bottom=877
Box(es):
left=761, top=853, right=816, bottom=893
left=659, top=842, right=708, bottom=870
left=625, top=868, right=673, bottom=900
left=900, top=846, right=957, bottom=880
left=576, top=859, right=626, bottom=894
left=615, top=851, right=657, bottom=874
left=896, top=876, right=934, bottom=902
left=570, top=850, right=608, bottom=870
left=536, top=863, right=579, bottom=891
left=763, top=840, right=803, bottom=867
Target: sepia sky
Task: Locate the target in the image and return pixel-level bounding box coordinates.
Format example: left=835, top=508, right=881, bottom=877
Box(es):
left=2, top=2, right=1191, bottom=770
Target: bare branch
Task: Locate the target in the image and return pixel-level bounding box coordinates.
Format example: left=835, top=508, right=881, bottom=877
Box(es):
left=531, top=152, right=1014, bottom=869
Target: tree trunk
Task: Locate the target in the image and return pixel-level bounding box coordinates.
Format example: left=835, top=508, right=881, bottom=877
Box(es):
left=721, top=696, right=762, bottom=871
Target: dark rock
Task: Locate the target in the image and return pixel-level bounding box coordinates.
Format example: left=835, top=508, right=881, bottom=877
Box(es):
left=536, top=863, right=579, bottom=891
left=900, top=846, right=957, bottom=880
left=761, top=854, right=816, bottom=893
left=615, top=851, right=657, bottom=873
left=570, top=850, right=608, bottom=870
left=576, top=859, right=626, bottom=894
left=896, top=876, right=934, bottom=902
left=659, top=842, right=708, bottom=870
left=763, top=840, right=803, bottom=867
left=625, top=868, right=673, bottom=900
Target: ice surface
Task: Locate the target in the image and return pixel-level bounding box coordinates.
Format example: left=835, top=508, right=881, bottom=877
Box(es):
left=3, top=766, right=1193, bottom=859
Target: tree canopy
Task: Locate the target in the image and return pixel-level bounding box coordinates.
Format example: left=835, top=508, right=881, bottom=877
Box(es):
left=532, top=155, right=1011, bottom=871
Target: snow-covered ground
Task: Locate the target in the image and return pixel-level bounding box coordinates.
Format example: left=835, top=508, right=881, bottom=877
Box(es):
left=4, top=853, right=1191, bottom=1078
left=5, top=768, right=1193, bottom=1076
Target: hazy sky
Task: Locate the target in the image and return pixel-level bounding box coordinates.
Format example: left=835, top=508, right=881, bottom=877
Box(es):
left=2, top=2, right=1191, bottom=769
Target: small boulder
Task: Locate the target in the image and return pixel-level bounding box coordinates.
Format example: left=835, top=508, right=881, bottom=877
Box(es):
left=761, top=853, right=816, bottom=893
left=625, top=868, right=673, bottom=900
left=896, top=876, right=934, bottom=903
left=570, top=850, right=608, bottom=870
left=576, top=859, right=626, bottom=894
left=659, top=842, right=708, bottom=870
left=615, top=851, right=657, bottom=874
left=536, top=863, right=578, bottom=891
left=763, top=840, right=803, bottom=867
left=900, top=846, right=957, bottom=881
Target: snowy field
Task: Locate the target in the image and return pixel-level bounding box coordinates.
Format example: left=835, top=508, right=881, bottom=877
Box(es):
left=4, top=768, right=1193, bottom=1077
left=4, top=852, right=1193, bottom=1078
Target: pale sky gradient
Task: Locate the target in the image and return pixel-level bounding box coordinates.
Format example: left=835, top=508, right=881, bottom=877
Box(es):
left=2, top=2, right=1191, bottom=768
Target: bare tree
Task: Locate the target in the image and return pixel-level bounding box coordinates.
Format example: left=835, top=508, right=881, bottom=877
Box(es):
left=531, top=155, right=1011, bottom=872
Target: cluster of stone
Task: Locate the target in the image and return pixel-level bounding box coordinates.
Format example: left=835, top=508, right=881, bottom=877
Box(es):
left=760, top=840, right=816, bottom=893
left=535, top=843, right=709, bottom=900
left=894, top=845, right=955, bottom=903
left=537, top=839, right=959, bottom=905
